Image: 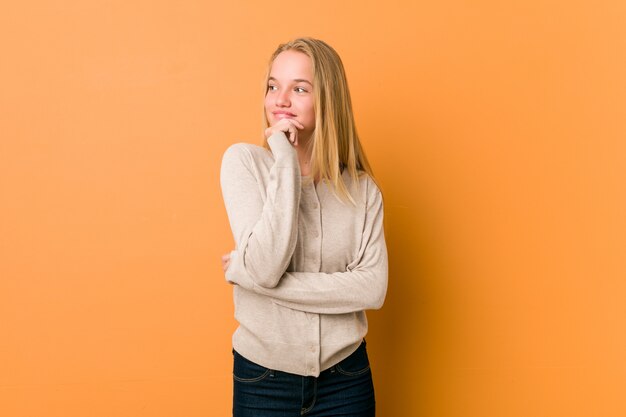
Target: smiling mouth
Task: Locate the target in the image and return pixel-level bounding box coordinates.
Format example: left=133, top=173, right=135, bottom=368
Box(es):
left=274, top=112, right=296, bottom=119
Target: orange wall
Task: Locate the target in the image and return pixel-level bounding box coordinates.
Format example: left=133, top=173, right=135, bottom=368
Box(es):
left=1, top=1, right=625, bottom=416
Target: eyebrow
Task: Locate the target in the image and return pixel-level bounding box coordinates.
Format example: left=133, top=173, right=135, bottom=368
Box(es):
left=268, top=76, right=313, bottom=86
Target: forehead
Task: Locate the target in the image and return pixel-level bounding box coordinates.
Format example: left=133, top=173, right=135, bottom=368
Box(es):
left=269, top=50, right=313, bottom=80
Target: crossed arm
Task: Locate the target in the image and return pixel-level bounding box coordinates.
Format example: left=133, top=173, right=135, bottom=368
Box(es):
left=220, top=134, right=388, bottom=315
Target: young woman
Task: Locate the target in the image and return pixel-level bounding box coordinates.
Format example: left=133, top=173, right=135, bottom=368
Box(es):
left=220, top=37, right=388, bottom=417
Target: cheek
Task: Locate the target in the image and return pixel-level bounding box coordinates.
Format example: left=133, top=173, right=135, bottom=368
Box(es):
left=304, top=102, right=316, bottom=124
left=263, top=98, right=273, bottom=121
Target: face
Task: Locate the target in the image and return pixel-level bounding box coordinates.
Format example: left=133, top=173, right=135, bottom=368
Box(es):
left=264, top=50, right=316, bottom=140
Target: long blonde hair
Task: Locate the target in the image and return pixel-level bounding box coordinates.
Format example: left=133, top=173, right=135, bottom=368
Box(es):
left=262, top=37, right=376, bottom=205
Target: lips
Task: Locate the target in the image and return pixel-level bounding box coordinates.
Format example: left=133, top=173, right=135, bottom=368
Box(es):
left=273, top=111, right=296, bottom=119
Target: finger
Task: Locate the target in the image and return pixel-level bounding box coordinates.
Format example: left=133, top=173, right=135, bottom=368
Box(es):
left=289, top=126, right=297, bottom=144
left=288, top=123, right=302, bottom=146
left=292, top=128, right=298, bottom=146
left=284, top=118, right=304, bottom=131
left=283, top=124, right=293, bottom=143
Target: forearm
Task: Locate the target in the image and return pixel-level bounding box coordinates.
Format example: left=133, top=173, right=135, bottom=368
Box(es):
left=221, top=132, right=301, bottom=288
left=229, top=238, right=388, bottom=314
left=255, top=267, right=388, bottom=314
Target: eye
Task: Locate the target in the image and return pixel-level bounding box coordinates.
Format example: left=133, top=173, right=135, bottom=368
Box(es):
left=295, top=87, right=308, bottom=93
left=267, top=84, right=277, bottom=92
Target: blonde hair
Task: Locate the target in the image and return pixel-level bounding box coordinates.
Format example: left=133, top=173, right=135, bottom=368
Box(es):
left=262, top=37, right=376, bottom=205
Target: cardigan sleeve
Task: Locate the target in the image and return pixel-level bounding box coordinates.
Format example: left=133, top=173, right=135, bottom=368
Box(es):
left=230, top=180, right=388, bottom=315
left=220, top=131, right=301, bottom=288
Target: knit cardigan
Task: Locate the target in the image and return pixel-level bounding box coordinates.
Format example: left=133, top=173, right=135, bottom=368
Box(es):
left=220, top=131, right=388, bottom=377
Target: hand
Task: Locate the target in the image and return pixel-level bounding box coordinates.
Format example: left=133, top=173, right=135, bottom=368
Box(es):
left=264, top=118, right=304, bottom=146
left=221, top=253, right=231, bottom=272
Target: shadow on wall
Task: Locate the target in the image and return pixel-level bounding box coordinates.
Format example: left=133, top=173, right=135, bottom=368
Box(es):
left=367, top=146, right=460, bottom=416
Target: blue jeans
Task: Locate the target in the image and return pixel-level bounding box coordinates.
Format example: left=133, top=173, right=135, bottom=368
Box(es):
left=233, top=340, right=376, bottom=416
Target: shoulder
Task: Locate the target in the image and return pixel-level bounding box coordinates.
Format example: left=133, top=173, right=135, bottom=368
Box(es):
left=222, top=142, right=272, bottom=164
left=363, top=174, right=383, bottom=208
left=221, top=142, right=274, bottom=175
left=353, top=171, right=382, bottom=198
left=342, top=170, right=383, bottom=209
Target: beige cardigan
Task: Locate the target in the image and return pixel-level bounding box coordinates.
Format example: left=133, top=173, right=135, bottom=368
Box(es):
left=220, top=131, right=388, bottom=377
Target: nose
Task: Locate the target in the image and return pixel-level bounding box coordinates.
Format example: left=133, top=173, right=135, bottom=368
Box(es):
left=276, top=89, right=290, bottom=107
